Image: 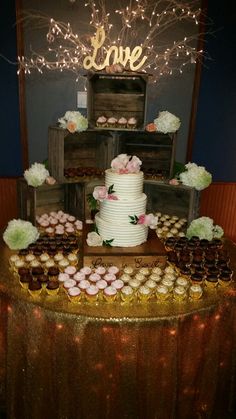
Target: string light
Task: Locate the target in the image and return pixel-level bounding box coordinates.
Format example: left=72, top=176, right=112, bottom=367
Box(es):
left=17, top=0, right=207, bottom=83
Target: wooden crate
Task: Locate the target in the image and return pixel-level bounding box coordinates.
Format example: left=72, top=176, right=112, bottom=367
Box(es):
left=48, top=126, right=114, bottom=182
left=87, top=72, right=148, bottom=130
left=119, top=131, right=176, bottom=179
left=17, top=178, right=85, bottom=225
left=144, top=180, right=200, bottom=224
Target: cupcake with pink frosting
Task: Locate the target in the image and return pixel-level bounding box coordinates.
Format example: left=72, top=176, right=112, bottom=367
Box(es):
left=89, top=272, right=101, bottom=283
left=107, top=266, right=119, bottom=276
left=103, top=286, right=117, bottom=302
left=85, top=285, right=99, bottom=303
left=95, top=266, right=106, bottom=276
left=68, top=286, right=81, bottom=303
left=64, top=266, right=77, bottom=277
left=104, top=273, right=116, bottom=284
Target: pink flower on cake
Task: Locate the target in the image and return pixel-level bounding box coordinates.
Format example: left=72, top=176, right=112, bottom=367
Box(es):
left=130, top=213, right=158, bottom=229
left=126, top=156, right=142, bottom=173
left=111, top=154, right=130, bottom=172
left=107, top=194, right=118, bottom=200
left=93, top=186, right=108, bottom=201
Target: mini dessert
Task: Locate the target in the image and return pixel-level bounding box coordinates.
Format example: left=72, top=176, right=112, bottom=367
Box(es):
left=13, top=259, right=25, bottom=272
left=95, top=266, right=106, bottom=276
left=123, top=266, right=134, bottom=276
left=137, top=285, right=152, bottom=302
left=129, top=278, right=141, bottom=290
left=46, top=280, right=60, bottom=295
left=54, top=253, right=64, bottom=264
left=119, top=284, right=134, bottom=303
left=176, top=277, right=189, bottom=288
left=103, top=286, right=117, bottom=302
left=40, top=253, right=50, bottom=264
left=89, top=273, right=101, bottom=283
left=80, top=266, right=92, bottom=276
left=28, top=280, right=42, bottom=297
left=112, top=279, right=124, bottom=290
left=107, top=117, right=117, bottom=128
left=67, top=253, right=78, bottom=266
left=48, top=266, right=60, bottom=280
left=58, top=272, right=70, bottom=284
left=120, top=274, right=132, bottom=284
left=77, top=279, right=90, bottom=291
left=18, top=267, right=30, bottom=278
left=134, top=273, right=146, bottom=283
left=25, top=254, right=36, bottom=264
left=127, top=117, right=137, bottom=129
left=189, top=284, right=203, bottom=300
left=73, top=271, right=85, bottom=282
left=45, top=259, right=56, bottom=270
left=173, top=286, right=187, bottom=301
left=104, top=273, right=116, bottom=284
left=149, top=274, right=162, bottom=283
left=117, top=117, right=127, bottom=129
left=151, top=267, right=162, bottom=276
left=145, top=279, right=157, bottom=292
left=58, top=258, right=70, bottom=271
left=139, top=267, right=150, bottom=276
left=96, top=279, right=108, bottom=291
left=218, top=272, right=232, bottom=287
left=161, top=278, right=174, bottom=291
left=85, top=285, right=99, bottom=303
left=190, top=273, right=204, bottom=285
left=31, top=266, right=44, bottom=278
left=96, top=115, right=107, bottom=128
left=156, top=284, right=169, bottom=301
left=19, top=273, right=33, bottom=289
left=9, top=254, right=20, bottom=269
left=63, top=278, right=77, bottom=290
left=68, top=286, right=81, bottom=303
left=64, top=266, right=77, bottom=277
left=107, top=266, right=119, bottom=276
left=205, top=274, right=218, bottom=288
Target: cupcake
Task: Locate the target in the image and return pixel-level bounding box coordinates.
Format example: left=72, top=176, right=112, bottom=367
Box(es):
left=89, top=273, right=101, bottom=283
left=48, top=266, right=60, bottom=281
left=9, top=254, right=20, bottom=269
left=218, top=272, right=232, bottom=287
left=68, top=286, right=81, bottom=303
left=139, top=267, right=150, bottom=277
left=64, top=266, right=77, bottom=277
left=80, top=266, right=92, bottom=276
left=112, top=279, right=124, bottom=291
left=127, top=117, right=137, bottom=129
left=149, top=274, right=162, bottom=283
left=117, top=117, right=127, bottom=129
left=120, top=285, right=134, bottom=303
left=46, top=280, right=60, bottom=296
left=123, top=266, right=134, bottom=276
left=67, top=253, right=78, bottom=266
left=96, top=279, right=108, bottom=291
left=63, top=279, right=77, bottom=291
left=104, top=273, right=116, bottom=284
left=137, top=285, right=152, bottom=302
left=58, top=272, right=70, bottom=284
left=77, top=279, right=90, bottom=292
left=95, top=266, right=106, bottom=276
left=73, top=271, right=86, bottom=282
left=28, top=280, right=42, bottom=297
left=156, top=284, right=169, bottom=301
left=96, top=115, right=107, bottom=128
left=189, top=284, right=203, bottom=300
left=161, top=278, right=174, bottom=291
left=58, top=258, right=70, bottom=272
left=103, top=286, right=117, bottom=302
left=129, top=278, right=141, bottom=291
left=176, top=277, right=189, bottom=288
left=107, top=117, right=117, bottom=128
left=38, top=274, right=49, bottom=289
left=85, top=285, right=99, bottom=303
left=151, top=267, right=163, bottom=276
left=107, top=266, right=119, bottom=276
left=173, top=286, right=187, bottom=301
left=120, top=274, right=132, bottom=284
left=134, top=273, right=146, bottom=283
left=205, top=274, right=218, bottom=288
left=19, top=274, right=33, bottom=289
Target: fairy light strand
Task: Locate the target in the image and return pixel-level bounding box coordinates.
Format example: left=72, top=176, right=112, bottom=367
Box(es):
left=17, top=0, right=207, bottom=83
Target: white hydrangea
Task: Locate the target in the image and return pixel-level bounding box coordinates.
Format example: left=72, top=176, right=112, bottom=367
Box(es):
left=24, top=163, right=49, bottom=187
left=186, top=216, right=224, bottom=241
left=154, top=111, right=181, bottom=134
left=3, top=219, right=39, bottom=250
left=179, top=162, right=212, bottom=191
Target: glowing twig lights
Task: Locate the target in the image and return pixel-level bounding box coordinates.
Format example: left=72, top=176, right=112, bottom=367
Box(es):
left=17, top=0, right=207, bottom=82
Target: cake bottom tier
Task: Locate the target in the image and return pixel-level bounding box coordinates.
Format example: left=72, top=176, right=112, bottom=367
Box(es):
left=95, top=214, right=148, bottom=247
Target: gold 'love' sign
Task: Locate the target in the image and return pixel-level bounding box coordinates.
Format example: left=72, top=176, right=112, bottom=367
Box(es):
left=83, top=27, right=147, bottom=71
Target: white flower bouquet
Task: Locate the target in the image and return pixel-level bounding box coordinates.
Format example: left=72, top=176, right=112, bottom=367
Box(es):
left=186, top=216, right=224, bottom=241
left=3, top=219, right=39, bottom=250
left=154, top=111, right=181, bottom=134
left=24, top=163, right=49, bottom=187
left=179, top=162, right=212, bottom=191
left=58, top=110, right=88, bottom=133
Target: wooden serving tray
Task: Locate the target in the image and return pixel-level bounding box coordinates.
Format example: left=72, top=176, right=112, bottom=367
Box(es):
left=83, top=226, right=167, bottom=270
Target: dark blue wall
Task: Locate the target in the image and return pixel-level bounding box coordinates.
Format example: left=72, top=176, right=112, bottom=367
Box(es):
left=0, top=0, right=22, bottom=176
left=192, top=0, right=236, bottom=181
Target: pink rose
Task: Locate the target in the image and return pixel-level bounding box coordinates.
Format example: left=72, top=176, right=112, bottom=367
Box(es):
left=169, top=178, right=179, bottom=186
left=107, top=194, right=118, bottom=200
left=66, top=121, right=77, bottom=133
left=45, top=176, right=56, bottom=185
left=138, top=214, right=146, bottom=224
left=126, top=156, right=142, bottom=173
left=111, top=154, right=130, bottom=172
left=119, top=168, right=129, bottom=174
left=93, top=186, right=108, bottom=201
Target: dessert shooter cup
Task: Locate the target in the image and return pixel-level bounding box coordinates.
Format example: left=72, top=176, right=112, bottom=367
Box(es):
left=173, top=286, right=187, bottom=301
left=189, top=284, right=203, bottom=300
left=156, top=284, right=169, bottom=301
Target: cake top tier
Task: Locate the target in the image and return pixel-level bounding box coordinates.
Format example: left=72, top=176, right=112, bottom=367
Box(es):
left=110, top=154, right=142, bottom=174
left=105, top=169, right=144, bottom=200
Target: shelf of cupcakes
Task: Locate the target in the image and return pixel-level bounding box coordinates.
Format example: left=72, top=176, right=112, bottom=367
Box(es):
left=9, top=234, right=80, bottom=297
left=155, top=212, right=188, bottom=240
left=96, top=116, right=138, bottom=130
left=58, top=264, right=204, bottom=304
left=164, top=236, right=233, bottom=289
left=36, top=210, right=83, bottom=237
left=64, top=167, right=104, bottom=180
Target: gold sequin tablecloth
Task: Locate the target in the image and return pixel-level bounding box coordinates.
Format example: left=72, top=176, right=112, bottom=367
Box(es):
left=0, top=240, right=236, bottom=419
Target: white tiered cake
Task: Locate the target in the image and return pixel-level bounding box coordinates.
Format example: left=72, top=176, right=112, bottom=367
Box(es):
left=94, top=154, right=157, bottom=247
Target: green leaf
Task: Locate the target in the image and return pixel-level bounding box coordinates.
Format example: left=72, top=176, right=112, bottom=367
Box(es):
left=108, top=184, right=115, bottom=195
left=103, top=238, right=114, bottom=247
left=173, top=161, right=186, bottom=178
left=129, top=215, right=138, bottom=225
left=87, top=193, right=98, bottom=211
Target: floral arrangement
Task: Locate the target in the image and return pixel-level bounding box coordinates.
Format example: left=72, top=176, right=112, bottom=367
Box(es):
left=154, top=111, right=181, bottom=134
left=179, top=162, right=212, bottom=191
left=58, top=110, right=88, bottom=133
left=87, top=184, right=118, bottom=211
left=3, top=219, right=39, bottom=250
left=129, top=213, right=158, bottom=229
left=86, top=231, right=113, bottom=247
left=24, top=163, right=51, bottom=187
left=111, top=154, right=142, bottom=174
left=186, top=216, right=224, bottom=241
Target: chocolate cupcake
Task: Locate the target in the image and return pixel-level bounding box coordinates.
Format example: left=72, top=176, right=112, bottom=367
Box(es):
left=19, top=274, right=33, bottom=289
left=46, top=280, right=60, bottom=295
left=38, top=274, right=49, bottom=288
left=218, top=272, right=232, bottom=287
left=31, top=266, right=44, bottom=278
left=28, top=280, right=42, bottom=297
left=191, top=273, right=204, bottom=285
left=205, top=274, right=218, bottom=288
left=48, top=266, right=60, bottom=280
left=18, top=267, right=30, bottom=277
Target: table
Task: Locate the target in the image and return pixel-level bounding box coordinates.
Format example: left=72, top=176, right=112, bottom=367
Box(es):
left=0, top=240, right=236, bottom=419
